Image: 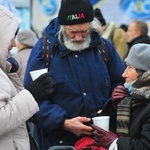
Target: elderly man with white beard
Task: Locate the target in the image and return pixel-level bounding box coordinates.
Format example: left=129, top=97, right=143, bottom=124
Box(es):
left=24, top=0, right=125, bottom=149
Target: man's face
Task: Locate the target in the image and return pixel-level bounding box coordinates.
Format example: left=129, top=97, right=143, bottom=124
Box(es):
left=63, top=22, right=91, bottom=51
left=126, top=22, right=140, bottom=42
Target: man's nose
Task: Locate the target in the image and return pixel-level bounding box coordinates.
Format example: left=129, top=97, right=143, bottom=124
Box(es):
left=75, top=33, right=83, bottom=41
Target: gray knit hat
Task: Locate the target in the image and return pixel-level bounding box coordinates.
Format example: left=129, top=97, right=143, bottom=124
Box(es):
left=17, top=29, right=38, bottom=47
left=125, top=43, right=150, bottom=71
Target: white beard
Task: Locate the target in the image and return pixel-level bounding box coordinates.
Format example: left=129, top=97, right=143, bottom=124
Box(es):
left=63, top=32, right=91, bottom=51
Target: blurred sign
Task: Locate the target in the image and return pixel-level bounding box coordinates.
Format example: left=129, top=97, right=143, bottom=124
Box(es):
left=10, top=0, right=30, bottom=7
left=0, top=0, right=20, bottom=16
left=30, top=0, right=150, bottom=37
left=31, top=0, right=61, bottom=37
left=120, top=0, right=150, bottom=20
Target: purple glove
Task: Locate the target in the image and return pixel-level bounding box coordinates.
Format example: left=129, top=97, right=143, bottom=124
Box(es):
left=112, top=85, right=129, bottom=109
left=91, top=124, right=118, bottom=149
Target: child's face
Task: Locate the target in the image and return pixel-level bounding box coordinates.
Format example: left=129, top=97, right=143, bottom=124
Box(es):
left=122, top=63, right=139, bottom=83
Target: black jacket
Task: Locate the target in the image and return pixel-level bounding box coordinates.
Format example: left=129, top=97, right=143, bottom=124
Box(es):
left=127, top=35, right=150, bottom=50
left=117, top=95, right=150, bottom=150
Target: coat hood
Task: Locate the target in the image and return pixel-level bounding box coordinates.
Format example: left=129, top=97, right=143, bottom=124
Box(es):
left=45, top=18, right=60, bottom=47
left=0, top=5, right=21, bottom=71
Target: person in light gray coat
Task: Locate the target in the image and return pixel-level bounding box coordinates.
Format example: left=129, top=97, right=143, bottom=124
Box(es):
left=0, top=5, right=53, bottom=150
left=13, top=29, right=38, bottom=83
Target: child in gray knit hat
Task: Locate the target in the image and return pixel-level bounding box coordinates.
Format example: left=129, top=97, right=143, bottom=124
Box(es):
left=92, top=43, right=150, bottom=150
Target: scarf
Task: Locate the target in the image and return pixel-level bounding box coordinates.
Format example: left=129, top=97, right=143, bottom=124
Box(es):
left=116, top=96, right=131, bottom=136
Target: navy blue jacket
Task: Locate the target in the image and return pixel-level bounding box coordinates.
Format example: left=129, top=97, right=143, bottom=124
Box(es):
left=24, top=18, right=125, bottom=150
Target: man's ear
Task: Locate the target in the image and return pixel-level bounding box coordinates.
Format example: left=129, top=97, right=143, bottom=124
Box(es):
left=136, top=29, right=141, bottom=36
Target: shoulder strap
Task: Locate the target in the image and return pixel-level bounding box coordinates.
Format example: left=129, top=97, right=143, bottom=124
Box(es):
left=42, top=35, right=53, bottom=71
left=43, top=35, right=109, bottom=68
left=26, top=122, right=39, bottom=150
left=99, top=37, right=109, bottom=66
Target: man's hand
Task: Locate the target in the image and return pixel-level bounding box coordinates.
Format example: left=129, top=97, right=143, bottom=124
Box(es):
left=92, top=124, right=118, bottom=149
left=64, top=116, right=93, bottom=136
left=112, top=85, right=129, bottom=109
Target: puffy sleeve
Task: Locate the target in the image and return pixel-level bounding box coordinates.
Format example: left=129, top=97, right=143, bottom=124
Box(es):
left=0, top=69, right=39, bottom=136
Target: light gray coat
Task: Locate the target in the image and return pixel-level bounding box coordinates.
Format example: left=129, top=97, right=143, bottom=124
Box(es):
left=0, top=5, right=39, bottom=150
left=13, top=48, right=32, bottom=83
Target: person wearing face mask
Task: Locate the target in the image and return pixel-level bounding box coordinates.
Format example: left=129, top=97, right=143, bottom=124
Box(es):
left=0, top=5, right=53, bottom=150
left=92, top=43, right=150, bottom=150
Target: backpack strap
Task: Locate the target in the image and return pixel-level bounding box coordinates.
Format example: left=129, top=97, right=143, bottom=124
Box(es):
left=42, top=35, right=109, bottom=69
left=42, top=35, right=53, bottom=71
left=98, top=37, right=109, bottom=66
left=26, top=122, right=39, bottom=150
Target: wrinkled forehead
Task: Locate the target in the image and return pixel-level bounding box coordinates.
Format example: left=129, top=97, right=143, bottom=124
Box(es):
left=65, top=22, right=91, bottom=31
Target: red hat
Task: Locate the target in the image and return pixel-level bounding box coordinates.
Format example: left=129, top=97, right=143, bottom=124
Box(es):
left=75, top=137, right=101, bottom=150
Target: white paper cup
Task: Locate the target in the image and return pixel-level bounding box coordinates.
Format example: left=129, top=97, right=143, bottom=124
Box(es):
left=30, top=68, right=48, bottom=81
left=92, top=116, right=110, bottom=131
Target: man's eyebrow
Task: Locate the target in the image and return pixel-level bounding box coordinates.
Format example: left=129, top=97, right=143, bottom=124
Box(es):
left=68, top=26, right=91, bottom=31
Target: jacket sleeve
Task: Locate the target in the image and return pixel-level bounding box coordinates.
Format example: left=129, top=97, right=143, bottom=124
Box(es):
left=117, top=109, right=150, bottom=150
left=24, top=38, right=46, bottom=87
left=23, top=38, right=68, bottom=131
left=0, top=70, right=39, bottom=137
left=32, top=100, right=67, bottom=131
left=105, top=39, right=126, bottom=92
left=117, top=130, right=150, bottom=150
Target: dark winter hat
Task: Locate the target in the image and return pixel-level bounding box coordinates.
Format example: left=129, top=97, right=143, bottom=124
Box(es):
left=125, top=43, right=150, bottom=71
left=58, top=0, right=94, bottom=25
left=94, top=8, right=106, bottom=26
left=17, top=29, right=38, bottom=47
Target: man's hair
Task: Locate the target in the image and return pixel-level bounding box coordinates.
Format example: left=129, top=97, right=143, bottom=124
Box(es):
left=136, top=69, right=145, bottom=78
left=134, top=20, right=148, bottom=36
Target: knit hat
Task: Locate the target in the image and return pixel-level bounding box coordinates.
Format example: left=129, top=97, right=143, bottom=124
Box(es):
left=75, top=137, right=100, bottom=150
left=17, top=29, right=38, bottom=47
left=125, top=44, right=150, bottom=71
left=58, top=0, right=94, bottom=25
left=94, top=8, right=106, bottom=26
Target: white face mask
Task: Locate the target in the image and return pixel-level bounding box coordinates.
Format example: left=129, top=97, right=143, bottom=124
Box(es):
left=124, top=80, right=136, bottom=95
